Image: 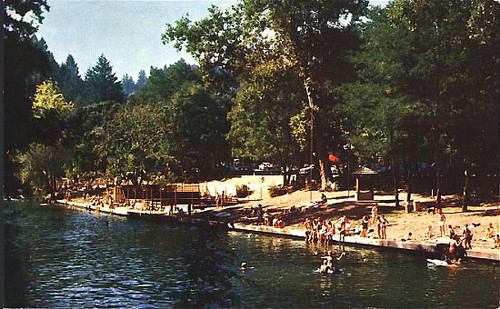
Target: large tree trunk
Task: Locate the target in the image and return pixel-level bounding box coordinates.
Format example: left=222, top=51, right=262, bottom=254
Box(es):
left=406, top=168, right=412, bottom=203
left=304, top=79, right=332, bottom=191
left=462, top=165, right=469, bottom=212
left=389, top=125, right=399, bottom=209
left=434, top=138, right=442, bottom=209
left=406, top=152, right=413, bottom=203
left=391, top=154, right=400, bottom=209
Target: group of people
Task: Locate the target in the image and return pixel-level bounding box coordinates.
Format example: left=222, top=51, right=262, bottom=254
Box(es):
left=486, top=223, right=500, bottom=248
left=360, top=210, right=390, bottom=239
left=304, top=205, right=391, bottom=245
left=304, top=215, right=352, bottom=244
left=248, top=204, right=286, bottom=228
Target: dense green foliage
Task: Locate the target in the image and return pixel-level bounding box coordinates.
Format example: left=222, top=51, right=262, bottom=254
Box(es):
left=99, top=60, right=228, bottom=179
left=6, top=0, right=499, bottom=206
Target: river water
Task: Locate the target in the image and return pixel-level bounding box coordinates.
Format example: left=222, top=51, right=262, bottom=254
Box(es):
left=5, top=201, right=499, bottom=308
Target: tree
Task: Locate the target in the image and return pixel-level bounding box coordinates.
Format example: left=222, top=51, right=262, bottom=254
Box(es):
left=136, top=69, right=148, bottom=90
left=99, top=82, right=229, bottom=180
left=131, top=60, right=200, bottom=105
left=4, top=0, right=52, bottom=196
left=164, top=0, right=369, bottom=189
left=97, top=103, right=170, bottom=175
left=82, top=54, right=124, bottom=105
left=340, top=6, right=430, bottom=207
left=122, top=74, right=136, bottom=97
left=17, top=143, right=72, bottom=199
left=4, top=0, right=49, bottom=39
left=54, top=55, right=84, bottom=102
left=165, top=83, right=230, bottom=179
left=163, top=5, right=246, bottom=96
left=384, top=0, right=500, bottom=208
left=32, top=80, right=74, bottom=118
left=16, top=80, right=74, bottom=198
left=226, top=59, right=304, bottom=170
left=74, top=100, right=123, bottom=174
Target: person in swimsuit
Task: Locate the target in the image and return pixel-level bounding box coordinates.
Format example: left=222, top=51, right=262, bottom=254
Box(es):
left=448, top=235, right=459, bottom=261
left=320, top=250, right=345, bottom=273
left=486, top=223, right=495, bottom=239
left=371, top=205, right=378, bottom=226
left=448, top=224, right=456, bottom=239
left=380, top=215, right=389, bottom=239
left=462, top=224, right=473, bottom=249
left=339, top=216, right=349, bottom=243
left=437, top=209, right=446, bottom=237
left=361, top=215, right=369, bottom=237
left=320, top=260, right=331, bottom=274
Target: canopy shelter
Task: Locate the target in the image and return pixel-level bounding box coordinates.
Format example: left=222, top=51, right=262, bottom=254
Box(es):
left=352, top=167, right=378, bottom=201
left=118, top=183, right=201, bottom=207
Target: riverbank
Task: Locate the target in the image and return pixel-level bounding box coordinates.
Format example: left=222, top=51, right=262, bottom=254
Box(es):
left=54, top=189, right=500, bottom=262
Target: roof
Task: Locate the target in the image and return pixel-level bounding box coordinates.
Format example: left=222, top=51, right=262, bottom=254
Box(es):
left=352, top=166, right=378, bottom=175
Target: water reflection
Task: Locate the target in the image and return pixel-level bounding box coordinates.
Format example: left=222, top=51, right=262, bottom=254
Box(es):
left=174, top=226, right=237, bottom=308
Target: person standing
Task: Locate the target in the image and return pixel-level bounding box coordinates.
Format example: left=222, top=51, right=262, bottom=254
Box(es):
left=438, top=209, right=446, bottom=237
left=380, top=215, right=389, bottom=239
left=361, top=215, right=369, bottom=237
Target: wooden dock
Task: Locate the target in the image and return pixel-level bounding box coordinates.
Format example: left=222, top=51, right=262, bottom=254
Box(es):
left=55, top=200, right=499, bottom=262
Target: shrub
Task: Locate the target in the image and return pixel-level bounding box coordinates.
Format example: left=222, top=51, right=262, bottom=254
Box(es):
left=268, top=185, right=288, bottom=198
left=236, top=184, right=252, bottom=198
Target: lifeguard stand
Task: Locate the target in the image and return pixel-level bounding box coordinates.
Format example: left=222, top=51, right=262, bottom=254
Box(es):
left=352, top=167, right=378, bottom=201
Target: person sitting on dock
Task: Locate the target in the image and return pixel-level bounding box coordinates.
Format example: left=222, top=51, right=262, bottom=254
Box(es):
left=425, top=225, right=434, bottom=239
left=257, top=204, right=263, bottom=224
left=321, top=193, right=328, bottom=204
left=333, top=216, right=349, bottom=243
left=493, top=233, right=500, bottom=249
left=448, top=235, right=459, bottom=261
left=273, top=217, right=285, bottom=229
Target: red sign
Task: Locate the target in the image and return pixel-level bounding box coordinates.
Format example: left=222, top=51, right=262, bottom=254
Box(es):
left=328, top=154, right=339, bottom=163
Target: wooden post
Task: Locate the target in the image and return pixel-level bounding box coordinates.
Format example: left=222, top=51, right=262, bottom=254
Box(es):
left=356, top=177, right=361, bottom=200
left=174, top=185, right=177, bottom=207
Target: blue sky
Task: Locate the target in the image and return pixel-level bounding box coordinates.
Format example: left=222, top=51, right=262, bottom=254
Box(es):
left=38, top=0, right=389, bottom=80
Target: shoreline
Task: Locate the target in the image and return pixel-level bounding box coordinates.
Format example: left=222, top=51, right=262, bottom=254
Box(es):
left=53, top=199, right=499, bottom=262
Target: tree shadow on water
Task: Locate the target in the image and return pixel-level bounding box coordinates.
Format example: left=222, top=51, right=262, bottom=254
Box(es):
left=174, top=226, right=238, bottom=308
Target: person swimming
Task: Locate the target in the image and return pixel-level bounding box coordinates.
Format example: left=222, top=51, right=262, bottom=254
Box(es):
left=319, top=260, right=332, bottom=274
left=319, top=251, right=346, bottom=274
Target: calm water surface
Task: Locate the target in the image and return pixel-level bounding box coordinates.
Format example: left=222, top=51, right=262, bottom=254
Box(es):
left=5, top=201, right=499, bottom=308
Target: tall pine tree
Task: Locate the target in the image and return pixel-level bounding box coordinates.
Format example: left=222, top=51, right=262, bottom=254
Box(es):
left=122, top=74, right=136, bottom=97
left=55, top=54, right=84, bottom=102
left=82, top=54, right=124, bottom=104
left=136, top=69, right=148, bottom=91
